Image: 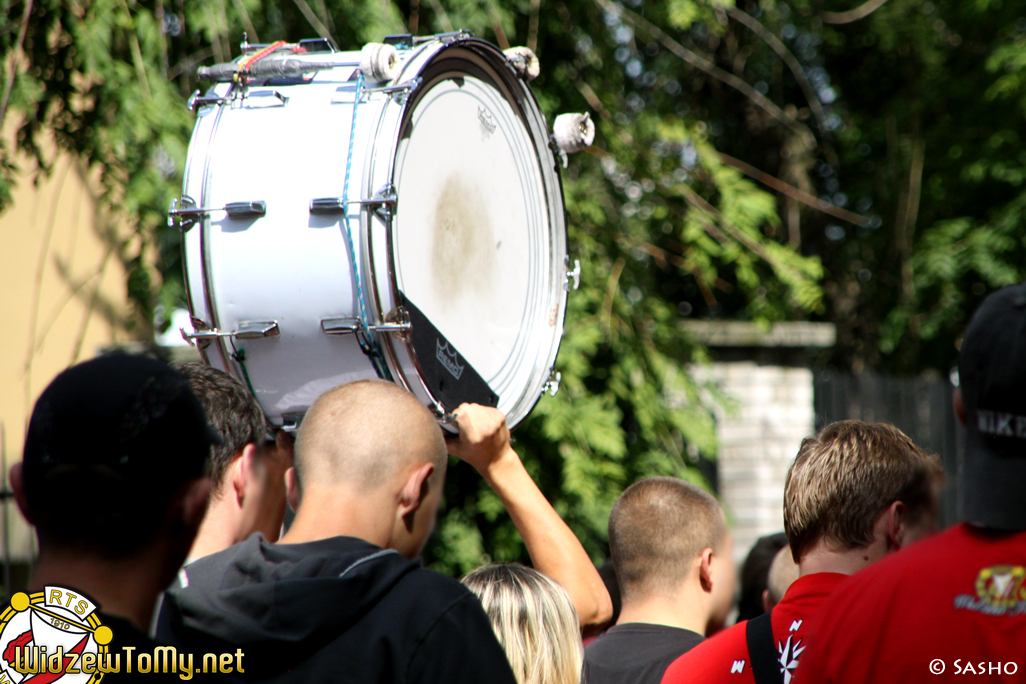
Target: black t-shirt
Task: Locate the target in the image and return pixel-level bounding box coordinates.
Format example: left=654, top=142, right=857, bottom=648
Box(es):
left=584, top=622, right=704, bottom=684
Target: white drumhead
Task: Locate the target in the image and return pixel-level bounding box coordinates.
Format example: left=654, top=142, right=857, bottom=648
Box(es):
left=390, top=48, right=559, bottom=415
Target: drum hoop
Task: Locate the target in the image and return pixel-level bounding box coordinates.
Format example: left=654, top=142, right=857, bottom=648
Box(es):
left=365, top=38, right=569, bottom=423
left=197, top=81, right=239, bottom=375
left=357, top=39, right=444, bottom=411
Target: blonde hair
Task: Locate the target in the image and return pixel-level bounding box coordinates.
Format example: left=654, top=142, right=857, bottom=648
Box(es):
left=462, top=563, right=583, bottom=684
left=784, top=420, right=943, bottom=562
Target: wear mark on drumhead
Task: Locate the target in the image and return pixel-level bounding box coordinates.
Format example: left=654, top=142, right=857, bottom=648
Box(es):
left=431, top=173, right=495, bottom=310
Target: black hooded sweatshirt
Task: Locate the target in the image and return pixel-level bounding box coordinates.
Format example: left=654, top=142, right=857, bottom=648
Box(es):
left=156, top=534, right=517, bottom=684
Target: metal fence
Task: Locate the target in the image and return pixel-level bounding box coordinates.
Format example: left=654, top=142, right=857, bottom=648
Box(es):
left=813, top=370, right=963, bottom=528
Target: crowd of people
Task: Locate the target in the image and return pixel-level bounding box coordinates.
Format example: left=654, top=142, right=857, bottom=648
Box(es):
left=10, top=285, right=1026, bottom=682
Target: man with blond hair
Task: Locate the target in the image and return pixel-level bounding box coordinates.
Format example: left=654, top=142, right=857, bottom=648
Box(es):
left=795, top=284, right=1026, bottom=684
left=661, top=420, right=942, bottom=684
left=584, top=477, right=736, bottom=684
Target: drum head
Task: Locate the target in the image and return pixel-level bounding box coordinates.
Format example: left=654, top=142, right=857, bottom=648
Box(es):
left=388, top=44, right=566, bottom=426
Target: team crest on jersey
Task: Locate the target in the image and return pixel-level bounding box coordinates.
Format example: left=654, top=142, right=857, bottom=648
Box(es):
left=0, top=587, right=113, bottom=683
left=954, top=565, right=1026, bottom=616
left=777, top=635, right=805, bottom=684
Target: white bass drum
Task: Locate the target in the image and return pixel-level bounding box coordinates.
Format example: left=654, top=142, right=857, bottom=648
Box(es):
left=174, top=34, right=570, bottom=429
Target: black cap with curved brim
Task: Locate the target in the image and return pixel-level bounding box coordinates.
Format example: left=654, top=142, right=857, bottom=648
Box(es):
left=23, top=354, right=221, bottom=486
left=959, top=282, right=1026, bottom=531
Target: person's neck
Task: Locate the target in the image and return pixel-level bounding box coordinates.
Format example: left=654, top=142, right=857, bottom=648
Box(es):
left=29, top=548, right=171, bottom=631
left=798, top=537, right=887, bottom=577
left=616, top=585, right=710, bottom=636
left=188, top=493, right=243, bottom=561
left=278, top=486, right=394, bottom=548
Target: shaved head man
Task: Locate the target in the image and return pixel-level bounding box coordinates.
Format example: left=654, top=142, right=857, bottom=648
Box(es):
left=763, top=545, right=800, bottom=612
left=157, top=380, right=517, bottom=684
left=286, top=380, right=448, bottom=558
left=584, top=477, right=735, bottom=684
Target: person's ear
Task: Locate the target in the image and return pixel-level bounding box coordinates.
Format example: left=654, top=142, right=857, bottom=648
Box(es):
left=275, top=430, right=295, bottom=467
left=953, top=387, right=966, bottom=425
left=226, top=445, right=256, bottom=508
left=285, top=467, right=300, bottom=511
left=235, top=443, right=260, bottom=503
left=762, top=588, right=773, bottom=613
left=698, top=547, right=715, bottom=593
left=398, top=462, right=435, bottom=529
left=9, top=463, right=32, bottom=525
left=886, top=500, right=906, bottom=550
left=181, top=477, right=213, bottom=531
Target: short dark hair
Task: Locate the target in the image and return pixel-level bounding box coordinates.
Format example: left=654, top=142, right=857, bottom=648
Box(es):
left=737, top=532, right=789, bottom=621
left=23, top=355, right=215, bottom=557
left=608, top=477, right=726, bottom=602
left=174, top=364, right=266, bottom=490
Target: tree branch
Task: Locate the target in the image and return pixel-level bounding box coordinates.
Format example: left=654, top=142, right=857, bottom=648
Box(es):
left=725, top=6, right=829, bottom=137
left=601, top=258, right=625, bottom=334
left=528, top=0, right=541, bottom=54
left=898, top=136, right=925, bottom=300
left=426, top=0, right=455, bottom=33
left=291, top=0, right=334, bottom=41
left=231, top=0, right=261, bottom=44
left=823, top=0, right=891, bottom=25
left=0, top=0, right=34, bottom=128
left=595, top=0, right=816, bottom=151
left=716, top=151, right=872, bottom=227
left=118, top=0, right=152, bottom=99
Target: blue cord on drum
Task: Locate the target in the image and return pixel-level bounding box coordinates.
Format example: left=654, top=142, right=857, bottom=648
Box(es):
left=341, top=71, right=392, bottom=381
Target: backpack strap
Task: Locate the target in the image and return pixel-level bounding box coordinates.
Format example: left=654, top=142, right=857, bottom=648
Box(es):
left=745, top=610, right=782, bottom=684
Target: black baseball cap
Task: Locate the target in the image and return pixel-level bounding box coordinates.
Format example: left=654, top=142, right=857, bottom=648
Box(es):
left=23, top=354, right=220, bottom=486
left=958, top=283, right=1026, bottom=530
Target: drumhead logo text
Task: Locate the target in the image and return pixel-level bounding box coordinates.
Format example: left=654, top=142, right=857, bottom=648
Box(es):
left=0, top=586, right=112, bottom=683
left=954, top=565, right=1026, bottom=615
left=436, top=340, right=465, bottom=380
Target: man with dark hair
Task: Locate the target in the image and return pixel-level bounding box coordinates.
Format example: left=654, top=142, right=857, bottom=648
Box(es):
left=175, top=363, right=292, bottom=560
left=661, top=420, right=942, bottom=684
left=584, top=477, right=735, bottom=684
left=11, top=355, right=215, bottom=680
left=795, top=284, right=1026, bottom=684
left=737, top=532, right=789, bottom=621
left=157, top=379, right=518, bottom=683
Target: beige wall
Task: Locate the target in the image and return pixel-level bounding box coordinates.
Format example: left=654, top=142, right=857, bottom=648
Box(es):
left=0, top=149, right=136, bottom=561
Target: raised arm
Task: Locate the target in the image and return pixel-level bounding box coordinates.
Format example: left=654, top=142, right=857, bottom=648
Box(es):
left=447, top=403, right=613, bottom=632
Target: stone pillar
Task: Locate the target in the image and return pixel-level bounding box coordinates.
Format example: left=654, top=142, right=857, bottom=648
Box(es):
left=684, top=322, right=835, bottom=565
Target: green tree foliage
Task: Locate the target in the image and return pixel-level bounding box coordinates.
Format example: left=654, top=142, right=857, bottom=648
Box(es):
left=683, top=0, right=1026, bottom=373
left=0, top=0, right=822, bottom=572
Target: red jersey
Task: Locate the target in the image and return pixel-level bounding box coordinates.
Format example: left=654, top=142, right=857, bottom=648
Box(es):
left=794, top=524, right=1026, bottom=684
left=661, top=572, right=848, bottom=684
